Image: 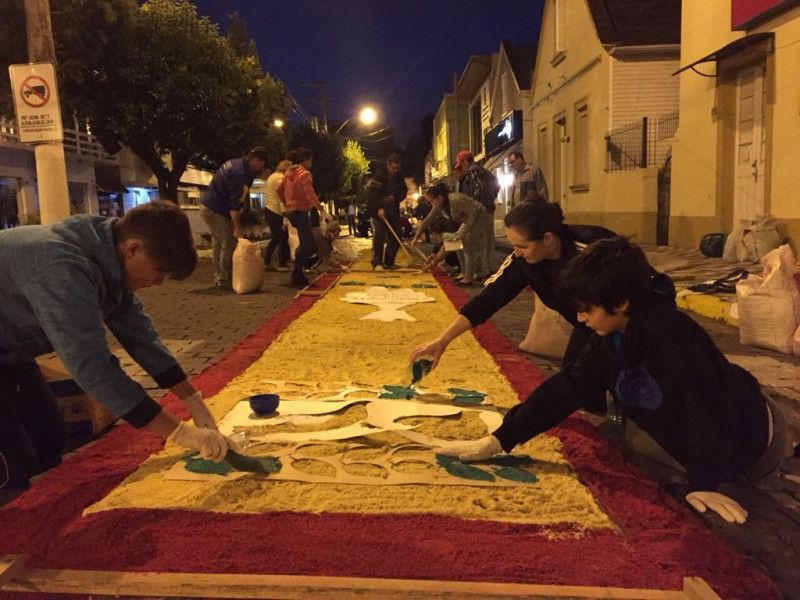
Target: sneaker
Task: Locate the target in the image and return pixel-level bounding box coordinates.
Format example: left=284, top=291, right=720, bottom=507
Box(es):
left=263, top=264, right=275, bottom=272
left=276, top=265, right=290, bottom=272
left=372, top=264, right=384, bottom=271
left=383, top=264, right=400, bottom=271
left=216, top=281, right=233, bottom=291
left=289, top=279, right=309, bottom=290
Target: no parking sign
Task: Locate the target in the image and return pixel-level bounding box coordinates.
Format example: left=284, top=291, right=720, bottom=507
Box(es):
left=8, top=62, right=64, bottom=143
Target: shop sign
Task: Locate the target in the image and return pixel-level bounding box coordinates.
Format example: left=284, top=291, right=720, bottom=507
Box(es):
left=484, top=110, right=522, bottom=158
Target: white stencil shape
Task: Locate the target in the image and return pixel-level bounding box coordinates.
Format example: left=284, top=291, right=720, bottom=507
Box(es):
left=340, top=286, right=435, bottom=322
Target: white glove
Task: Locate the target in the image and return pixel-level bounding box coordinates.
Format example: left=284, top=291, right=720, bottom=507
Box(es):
left=183, top=391, right=218, bottom=431
left=435, top=435, right=503, bottom=462
left=686, top=491, right=748, bottom=524
left=168, top=421, right=230, bottom=462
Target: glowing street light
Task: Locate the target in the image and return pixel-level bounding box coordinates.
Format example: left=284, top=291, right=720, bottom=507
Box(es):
left=273, top=118, right=284, bottom=129
left=358, top=106, right=377, bottom=126
left=335, top=105, right=379, bottom=135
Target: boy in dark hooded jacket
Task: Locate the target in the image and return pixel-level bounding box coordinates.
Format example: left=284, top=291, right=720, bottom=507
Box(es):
left=439, top=237, right=791, bottom=524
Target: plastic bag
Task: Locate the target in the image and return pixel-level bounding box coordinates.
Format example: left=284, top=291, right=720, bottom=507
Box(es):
left=231, top=238, right=264, bottom=294
left=517, top=294, right=574, bottom=358
left=736, top=244, right=800, bottom=354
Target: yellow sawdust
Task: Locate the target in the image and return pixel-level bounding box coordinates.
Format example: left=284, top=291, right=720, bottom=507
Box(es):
left=84, top=255, right=613, bottom=532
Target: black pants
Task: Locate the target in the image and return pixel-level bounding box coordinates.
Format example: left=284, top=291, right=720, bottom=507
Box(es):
left=263, top=209, right=289, bottom=267
left=288, top=210, right=314, bottom=284
left=371, top=204, right=400, bottom=267
left=0, top=361, right=66, bottom=490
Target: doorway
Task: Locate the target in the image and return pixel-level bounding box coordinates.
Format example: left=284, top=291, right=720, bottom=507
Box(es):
left=733, top=62, right=767, bottom=224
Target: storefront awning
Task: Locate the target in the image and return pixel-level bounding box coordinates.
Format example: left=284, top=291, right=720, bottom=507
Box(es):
left=672, top=32, right=774, bottom=76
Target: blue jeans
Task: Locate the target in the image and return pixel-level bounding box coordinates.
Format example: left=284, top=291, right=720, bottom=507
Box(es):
left=288, top=210, right=314, bottom=283
left=371, top=205, right=400, bottom=267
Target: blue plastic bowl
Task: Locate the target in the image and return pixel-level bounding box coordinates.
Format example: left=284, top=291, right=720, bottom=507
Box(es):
left=249, top=393, right=280, bottom=416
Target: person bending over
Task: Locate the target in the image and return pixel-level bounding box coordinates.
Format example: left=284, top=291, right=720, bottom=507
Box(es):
left=410, top=201, right=615, bottom=408
left=439, top=237, right=792, bottom=524
left=0, top=202, right=240, bottom=492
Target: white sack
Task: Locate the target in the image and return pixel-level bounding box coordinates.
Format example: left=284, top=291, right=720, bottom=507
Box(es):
left=231, top=238, right=264, bottom=294
left=518, top=294, right=574, bottom=359
left=736, top=244, right=800, bottom=354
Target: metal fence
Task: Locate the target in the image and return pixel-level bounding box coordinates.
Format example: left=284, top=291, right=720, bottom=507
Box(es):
left=605, top=112, right=678, bottom=172
left=0, top=117, right=118, bottom=163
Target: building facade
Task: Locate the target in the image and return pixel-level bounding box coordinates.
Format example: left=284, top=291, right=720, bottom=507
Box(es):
left=529, top=0, right=680, bottom=243
left=670, top=0, right=800, bottom=248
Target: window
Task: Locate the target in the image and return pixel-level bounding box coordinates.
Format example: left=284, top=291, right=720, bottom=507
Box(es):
left=572, top=102, right=589, bottom=190
left=470, top=99, right=483, bottom=155
left=552, top=0, right=566, bottom=66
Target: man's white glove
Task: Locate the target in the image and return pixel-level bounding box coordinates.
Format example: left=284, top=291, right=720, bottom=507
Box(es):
left=686, top=491, right=748, bottom=524
left=168, top=422, right=231, bottom=462
left=435, top=435, right=503, bottom=462
left=183, top=391, right=218, bottom=431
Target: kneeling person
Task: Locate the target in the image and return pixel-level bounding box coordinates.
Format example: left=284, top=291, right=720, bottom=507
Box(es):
left=439, top=237, right=791, bottom=524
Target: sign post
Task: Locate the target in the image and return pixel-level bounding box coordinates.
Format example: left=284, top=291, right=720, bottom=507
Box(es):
left=9, top=62, right=64, bottom=143
left=7, top=60, right=69, bottom=224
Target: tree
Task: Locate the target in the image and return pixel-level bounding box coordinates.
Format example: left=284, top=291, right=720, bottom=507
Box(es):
left=340, top=139, right=369, bottom=198
left=288, top=124, right=343, bottom=200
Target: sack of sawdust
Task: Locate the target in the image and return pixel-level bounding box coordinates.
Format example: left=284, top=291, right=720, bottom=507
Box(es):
left=726, top=215, right=782, bottom=262
left=287, top=221, right=299, bottom=261
left=737, top=244, right=800, bottom=354
left=231, top=238, right=264, bottom=294
left=518, top=294, right=574, bottom=359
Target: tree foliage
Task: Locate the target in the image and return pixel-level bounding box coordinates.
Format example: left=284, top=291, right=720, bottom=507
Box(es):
left=0, top=0, right=288, bottom=201
left=340, top=139, right=369, bottom=198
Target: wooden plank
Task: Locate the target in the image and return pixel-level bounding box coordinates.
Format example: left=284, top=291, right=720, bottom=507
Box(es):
left=682, top=577, right=722, bottom=600
left=0, top=555, right=25, bottom=588
left=1, top=567, right=690, bottom=600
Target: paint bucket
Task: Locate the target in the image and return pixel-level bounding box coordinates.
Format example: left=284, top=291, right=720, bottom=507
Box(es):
left=249, top=393, right=280, bottom=416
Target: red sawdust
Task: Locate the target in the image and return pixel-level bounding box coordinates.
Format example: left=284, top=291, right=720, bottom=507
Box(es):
left=0, top=272, right=780, bottom=600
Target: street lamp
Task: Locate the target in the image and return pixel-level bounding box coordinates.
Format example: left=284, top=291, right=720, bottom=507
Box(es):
left=273, top=118, right=284, bottom=129
left=334, top=105, right=379, bottom=135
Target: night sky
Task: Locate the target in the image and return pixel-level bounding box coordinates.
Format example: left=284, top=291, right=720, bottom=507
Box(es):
left=192, top=0, right=543, bottom=145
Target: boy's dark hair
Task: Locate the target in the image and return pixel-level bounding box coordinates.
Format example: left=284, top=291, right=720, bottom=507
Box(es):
left=115, top=201, right=197, bottom=280
left=558, top=236, right=652, bottom=315
left=387, top=153, right=402, bottom=165
left=288, top=147, right=313, bottom=164
left=426, top=182, right=449, bottom=200
left=509, top=150, right=524, bottom=161
left=503, top=200, right=564, bottom=241
left=247, top=146, right=269, bottom=162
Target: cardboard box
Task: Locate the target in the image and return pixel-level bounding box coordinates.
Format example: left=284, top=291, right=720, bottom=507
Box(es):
left=36, top=353, right=117, bottom=438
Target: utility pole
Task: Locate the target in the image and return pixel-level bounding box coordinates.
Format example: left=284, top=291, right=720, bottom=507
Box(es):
left=302, top=81, right=329, bottom=134
left=24, top=0, right=69, bottom=224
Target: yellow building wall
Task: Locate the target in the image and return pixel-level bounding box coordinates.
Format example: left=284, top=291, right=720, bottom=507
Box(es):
left=671, top=0, right=800, bottom=249
left=530, top=0, right=659, bottom=242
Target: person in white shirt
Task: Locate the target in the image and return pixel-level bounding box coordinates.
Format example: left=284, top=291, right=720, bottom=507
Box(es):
left=263, top=159, right=292, bottom=271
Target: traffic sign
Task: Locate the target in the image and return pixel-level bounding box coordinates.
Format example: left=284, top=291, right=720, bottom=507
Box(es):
left=8, top=62, right=64, bottom=143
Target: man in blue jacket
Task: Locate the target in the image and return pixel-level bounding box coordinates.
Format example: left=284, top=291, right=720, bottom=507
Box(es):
left=200, top=147, right=268, bottom=290
left=0, top=202, right=240, bottom=493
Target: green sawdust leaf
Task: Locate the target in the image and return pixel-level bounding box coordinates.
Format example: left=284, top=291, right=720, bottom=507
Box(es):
left=410, top=359, right=433, bottom=385
left=488, top=454, right=535, bottom=468
left=382, top=284, right=401, bottom=288
left=493, top=467, right=538, bottom=484
left=339, top=280, right=366, bottom=286
left=183, top=451, right=282, bottom=476
left=224, top=450, right=282, bottom=475
left=435, top=454, right=495, bottom=482
left=184, top=454, right=232, bottom=476
left=379, top=385, right=419, bottom=399
left=411, top=283, right=436, bottom=288
left=447, top=388, right=486, bottom=398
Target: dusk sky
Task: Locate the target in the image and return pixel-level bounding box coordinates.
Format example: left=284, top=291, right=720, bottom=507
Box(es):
left=192, top=0, right=543, bottom=145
